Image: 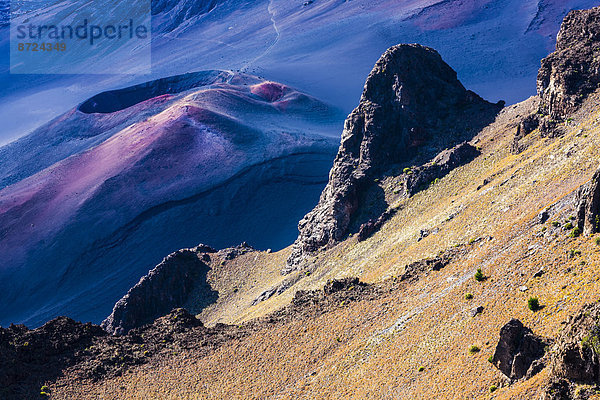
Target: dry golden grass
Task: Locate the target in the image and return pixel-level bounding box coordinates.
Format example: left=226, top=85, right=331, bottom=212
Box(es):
left=51, top=92, right=600, bottom=399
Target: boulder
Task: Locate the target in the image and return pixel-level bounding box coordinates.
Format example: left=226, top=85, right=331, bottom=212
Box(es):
left=492, top=319, right=550, bottom=380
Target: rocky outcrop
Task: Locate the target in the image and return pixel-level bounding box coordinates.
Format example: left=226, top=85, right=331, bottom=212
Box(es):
left=538, top=7, right=600, bottom=123
left=101, top=245, right=217, bottom=335
left=0, top=307, right=247, bottom=400
left=285, top=44, right=500, bottom=272
left=217, top=242, right=256, bottom=260
left=514, top=6, right=600, bottom=144
left=576, top=168, right=600, bottom=235
left=398, top=247, right=465, bottom=283
left=357, top=208, right=398, bottom=242
left=541, top=301, right=600, bottom=399
left=323, top=277, right=367, bottom=294
left=0, top=317, right=106, bottom=399
left=402, top=142, right=480, bottom=197
left=492, top=319, right=550, bottom=381
left=511, top=113, right=540, bottom=153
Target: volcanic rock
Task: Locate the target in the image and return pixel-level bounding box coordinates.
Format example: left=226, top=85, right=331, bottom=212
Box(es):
left=101, top=247, right=217, bottom=335
left=492, top=319, right=550, bottom=380
left=538, top=7, right=600, bottom=123
left=576, top=168, right=600, bottom=235
left=285, top=44, right=500, bottom=272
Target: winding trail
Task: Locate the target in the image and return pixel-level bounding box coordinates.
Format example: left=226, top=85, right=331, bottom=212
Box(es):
left=241, top=0, right=281, bottom=72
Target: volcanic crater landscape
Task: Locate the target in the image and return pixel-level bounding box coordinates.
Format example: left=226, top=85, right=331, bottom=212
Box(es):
left=3, top=1, right=600, bottom=400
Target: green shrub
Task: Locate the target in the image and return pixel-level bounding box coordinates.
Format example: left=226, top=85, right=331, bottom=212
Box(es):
left=570, top=249, right=582, bottom=258
left=595, top=237, right=600, bottom=246
left=474, top=268, right=485, bottom=282
left=570, top=227, right=582, bottom=238
left=469, top=345, right=480, bottom=354
left=418, top=366, right=425, bottom=372
left=489, top=385, right=498, bottom=393
left=552, top=221, right=560, bottom=227
left=565, top=222, right=574, bottom=230
left=403, top=167, right=412, bottom=174
left=464, top=293, right=474, bottom=300
left=528, top=297, right=540, bottom=311
left=488, top=355, right=493, bottom=363
left=581, top=326, right=600, bottom=355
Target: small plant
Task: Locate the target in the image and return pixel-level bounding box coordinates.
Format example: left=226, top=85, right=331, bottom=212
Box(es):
left=581, top=326, right=600, bottom=355
left=552, top=221, right=560, bottom=227
left=595, top=236, right=600, bottom=246
left=489, top=385, right=498, bottom=393
left=570, top=249, right=582, bottom=258
left=565, top=222, right=574, bottom=230
left=403, top=167, right=412, bottom=174
left=336, top=337, right=342, bottom=343
left=465, top=293, right=474, bottom=300
left=418, top=366, right=425, bottom=372
left=570, top=227, right=582, bottom=238
left=469, top=238, right=477, bottom=245
left=469, top=345, right=480, bottom=354
left=528, top=296, right=540, bottom=312
left=474, top=268, right=485, bottom=282
left=488, top=355, right=493, bottom=363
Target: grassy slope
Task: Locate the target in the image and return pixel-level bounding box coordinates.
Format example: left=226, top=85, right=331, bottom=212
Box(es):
left=52, top=91, right=600, bottom=399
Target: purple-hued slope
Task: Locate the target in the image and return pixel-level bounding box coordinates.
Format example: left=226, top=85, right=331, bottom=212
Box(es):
left=0, top=71, right=343, bottom=327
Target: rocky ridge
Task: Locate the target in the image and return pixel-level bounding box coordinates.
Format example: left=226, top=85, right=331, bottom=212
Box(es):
left=542, top=301, right=600, bottom=399
left=1, top=308, right=248, bottom=400
left=101, top=245, right=217, bottom=335
left=513, top=6, right=600, bottom=146
left=285, top=44, right=501, bottom=272
left=1, top=277, right=382, bottom=400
